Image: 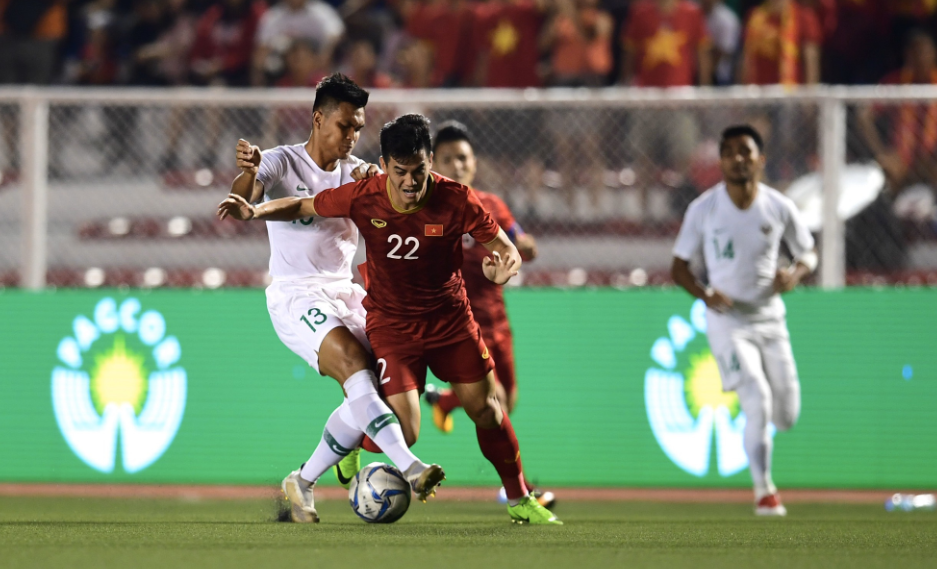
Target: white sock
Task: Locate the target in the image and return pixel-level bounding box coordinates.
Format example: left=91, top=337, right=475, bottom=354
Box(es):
left=299, top=402, right=363, bottom=484
left=344, top=369, right=424, bottom=473
left=737, top=379, right=777, bottom=500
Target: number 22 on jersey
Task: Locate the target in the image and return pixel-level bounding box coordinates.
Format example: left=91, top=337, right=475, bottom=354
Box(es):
left=387, top=234, right=420, bottom=260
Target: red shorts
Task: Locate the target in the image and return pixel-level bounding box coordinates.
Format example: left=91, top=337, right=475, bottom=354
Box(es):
left=482, top=322, right=516, bottom=395
left=367, top=303, right=495, bottom=397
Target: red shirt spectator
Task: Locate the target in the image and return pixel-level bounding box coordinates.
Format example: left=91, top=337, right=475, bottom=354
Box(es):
left=274, top=40, right=327, bottom=87
left=879, top=68, right=937, bottom=168
left=858, top=31, right=937, bottom=189
left=542, top=0, right=614, bottom=85
left=342, top=38, right=395, bottom=89
left=189, top=0, right=265, bottom=87
left=406, top=0, right=475, bottom=86
left=741, top=0, right=821, bottom=85
left=470, top=0, right=545, bottom=87
left=621, top=0, right=711, bottom=87
left=798, top=0, right=836, bottom=40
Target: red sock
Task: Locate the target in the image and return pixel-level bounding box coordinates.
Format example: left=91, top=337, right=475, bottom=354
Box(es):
left=475, top=413, right=528, bottom=500
left=437, top=389, right=462, bottom=414
left=361, top=435, right=382, bottom=454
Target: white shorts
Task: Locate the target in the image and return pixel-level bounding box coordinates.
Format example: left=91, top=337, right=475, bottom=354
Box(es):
left=266, top=278, right=370, bottom=374
left=705, top=310, right=798, bottom=393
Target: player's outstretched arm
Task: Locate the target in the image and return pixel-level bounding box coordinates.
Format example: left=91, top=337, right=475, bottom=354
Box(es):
left=217, top=193, right=317, bottom=222
left=482, top=229, right=521, bottom=285
left=231, top=139, right=264, bottom=203
left=514, top=232, right=538, bottom=261
left=671, top=257, right=732, bottom=313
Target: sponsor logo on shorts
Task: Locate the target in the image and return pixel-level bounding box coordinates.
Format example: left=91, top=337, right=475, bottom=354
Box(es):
left=371, top=219, right=388, bottom=228
left=425, top=224, right=444, bottom=236
left=644, top=299, right=773, bottom=478
left=52, top=297, right=187, bottom=473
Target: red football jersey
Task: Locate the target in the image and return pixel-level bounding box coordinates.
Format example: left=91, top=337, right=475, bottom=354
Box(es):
left=471, top=0, right=543, bottom=88
left=313, top=173, right=501, bottom=318
left=742, top=3, right=821, bottom=85
left=622, top=0, right=709, bottom=87
left=461, top=190, right=516, bottom=329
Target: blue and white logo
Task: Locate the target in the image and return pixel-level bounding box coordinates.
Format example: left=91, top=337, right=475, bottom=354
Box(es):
left=52, top=297, right=186, bottom=473
left=645, top=299, right=770, bottom=477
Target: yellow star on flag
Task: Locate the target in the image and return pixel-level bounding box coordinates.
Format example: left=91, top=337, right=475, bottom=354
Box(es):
left=491, top=19, right=519, bottom=57
left=643, top=28, right=687, bottom=71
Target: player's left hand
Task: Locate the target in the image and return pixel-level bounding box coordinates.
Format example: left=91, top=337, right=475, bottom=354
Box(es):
left=482, top=251, right=520, bottom=285
left=217, top=193, right=256, bottom=221
left=351, top=163, right=380, bottom=181
left=773, top=269, right=799, bottom=293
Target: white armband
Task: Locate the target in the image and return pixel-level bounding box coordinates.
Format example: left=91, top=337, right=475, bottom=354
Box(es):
left=795, top=251, right=818, bottom=272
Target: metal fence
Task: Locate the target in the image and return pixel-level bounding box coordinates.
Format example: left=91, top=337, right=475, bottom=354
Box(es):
left=1, top=85, right=936, bottom=289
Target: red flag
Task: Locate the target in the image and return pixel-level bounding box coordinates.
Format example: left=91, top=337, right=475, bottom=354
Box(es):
left=425, top=224, right=444, bottom=236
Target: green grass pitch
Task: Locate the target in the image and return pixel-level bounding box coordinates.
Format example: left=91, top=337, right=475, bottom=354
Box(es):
left=1, top=496, right=935, bottom=569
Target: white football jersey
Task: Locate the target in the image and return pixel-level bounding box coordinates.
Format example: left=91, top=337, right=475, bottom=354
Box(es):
left=673, top=182, right=815, bottom=317
left=256, top=143, right=363, bottom=280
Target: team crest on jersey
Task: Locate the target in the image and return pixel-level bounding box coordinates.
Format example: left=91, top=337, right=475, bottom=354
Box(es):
left=371, top=219, right=387, bottom=228
left=761, top=224, right=772, bottom=235
left=425, top=224, right=444, bottom=236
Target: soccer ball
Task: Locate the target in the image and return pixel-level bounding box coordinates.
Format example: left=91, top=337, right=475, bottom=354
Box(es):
left=348, top=462, right=411, bottom=523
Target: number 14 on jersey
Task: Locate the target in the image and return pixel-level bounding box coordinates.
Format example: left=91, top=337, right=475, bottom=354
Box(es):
left=713, top=237, right=734, bottom=260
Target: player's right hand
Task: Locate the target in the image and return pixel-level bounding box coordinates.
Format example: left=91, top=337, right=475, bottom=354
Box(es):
left=703, top=288, right=733, bottom=313
left=482, top=250, right=520, bottom=285
left=236, top=138, right=261, bottom=175
left=217, top=193, right=256, bottom=221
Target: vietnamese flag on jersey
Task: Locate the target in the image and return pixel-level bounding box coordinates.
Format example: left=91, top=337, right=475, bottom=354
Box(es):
left=425, top=224, right=444, bottom=236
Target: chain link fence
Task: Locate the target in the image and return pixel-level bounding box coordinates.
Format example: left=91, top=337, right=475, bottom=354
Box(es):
left=0, top=86, right=935, bottom=289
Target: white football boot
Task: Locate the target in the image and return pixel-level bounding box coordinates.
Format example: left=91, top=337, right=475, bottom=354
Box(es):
left=281, top=470, right=320, bottom=523
left=403, top=463, right=446, bottom=503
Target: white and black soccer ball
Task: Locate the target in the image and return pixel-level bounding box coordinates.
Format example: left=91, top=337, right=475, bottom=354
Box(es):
left=348, top=462, right=411, bottom=523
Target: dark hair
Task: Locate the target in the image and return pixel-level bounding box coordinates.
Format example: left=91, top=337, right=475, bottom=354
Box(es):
left=313, top=73, right=369, bottom=114
left=433, top=120, right=472, bottom=152
left=904, top=28, right=935, bottom=51
left=719, top=124, right=764, bottom=153
left=380, top=114, right=433, bottom=163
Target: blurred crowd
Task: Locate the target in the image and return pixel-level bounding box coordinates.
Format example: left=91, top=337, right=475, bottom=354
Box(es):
left=1, top=0, right=936, bottom=90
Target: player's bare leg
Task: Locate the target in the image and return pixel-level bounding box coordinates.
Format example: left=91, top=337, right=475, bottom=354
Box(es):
left=425, top=379, right=508, bottom=433
left=451, top=373, right=561, bottom=525
left=384, top=390, right=421, bottom=447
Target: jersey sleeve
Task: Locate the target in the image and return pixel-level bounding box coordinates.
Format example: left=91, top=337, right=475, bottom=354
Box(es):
left=484, top=193, right=517, bottom=232
left=312, top=180, right=359, bottom=218
left=781, top=198, right=815, bottom=259
left=672, top=199, right=704, bottom=261
left=256, top=146, right=288, bottom=195
left=800, top=6, right=822, bottom=45
left=463, top=188, right=501, bottom=244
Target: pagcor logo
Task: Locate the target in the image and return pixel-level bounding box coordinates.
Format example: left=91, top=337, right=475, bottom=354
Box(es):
left=645, top=299, right=771, bottom=477
left=52, top=297, right=186, bottom=473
